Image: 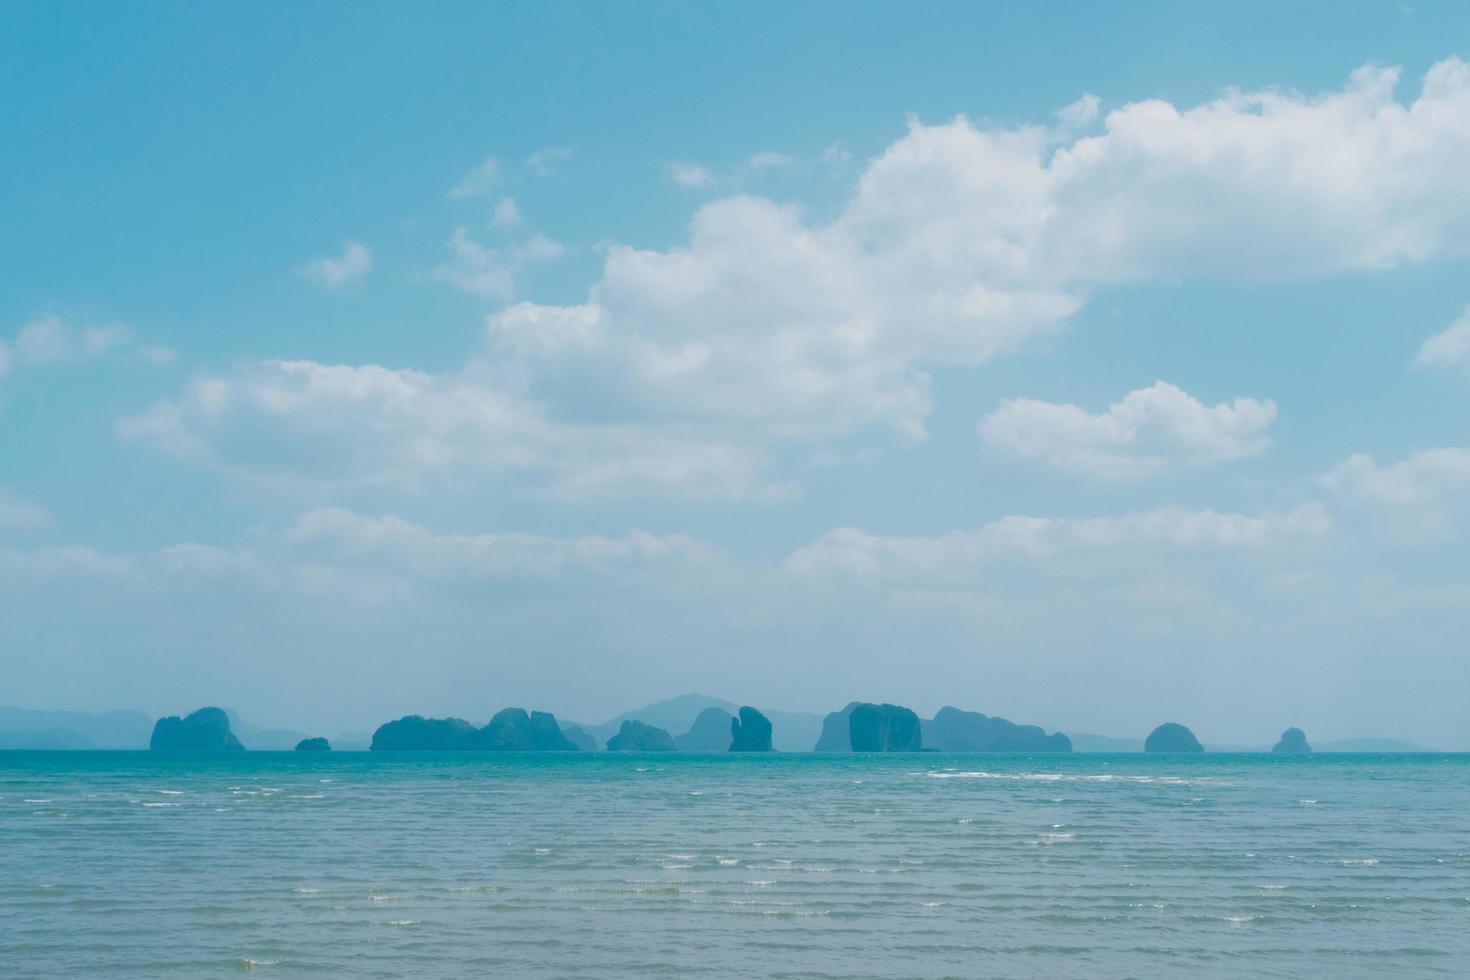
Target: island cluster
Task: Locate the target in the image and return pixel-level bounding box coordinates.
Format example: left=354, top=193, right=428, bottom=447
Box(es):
left=145, top=704, right=1316, bottom=755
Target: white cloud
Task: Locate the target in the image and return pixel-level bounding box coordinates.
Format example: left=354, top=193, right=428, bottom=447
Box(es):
left=784, top=504, right=1331, bottom=578
left=117, top=358, right=790, bottom=501
left=669, top=152, right=796, bottom=191
left=667, top=162, right=715, bottom=188
left=491, top=196, right=523, bottom=228
left=296, top=240, right=372, bottom=291
left=434, top=228, right=564, bottom=300
left=822, top=142, right=853, bottom=166
left=448, top=155, right=500, bottom=199
left=0, top=488, right=49, bottom=531
left=17, top=317, right=130, bottom=363
left=126, top=58, right=1470, bottom=503
left=525, top=146, right=572, bottom=179
left=287, top=508, right=716, bottom=579
left=848, top=59, right=1470, bottom=287
left=978, top=381, right=1276, bottom=479
left=1, top=510, right=718, bottom=610
left=488, top=301, right=605, bottom=356
left=501, top=195, right=1077, bottom=442
left=276, top=514, right=704, bottom=605
left=0, top=316, right=173, bottom=377
left=488, top=59, right=1470, bottom=455
left=749, top=151, right=794, bottom=170
left=1054, top=93, right=1101, bottom=132
left=1323, top=447, right=1470, bottom=540
left=1417, top=306, right=1470, bottom=373
left=158, top=542, right=277, bottom=587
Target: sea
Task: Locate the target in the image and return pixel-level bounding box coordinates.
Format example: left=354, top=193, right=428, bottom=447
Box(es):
left=2, top=751, right=1467, bottom=978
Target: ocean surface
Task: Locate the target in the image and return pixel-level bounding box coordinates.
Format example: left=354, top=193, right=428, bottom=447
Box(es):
left=3, top=752, right=1468, bottom=978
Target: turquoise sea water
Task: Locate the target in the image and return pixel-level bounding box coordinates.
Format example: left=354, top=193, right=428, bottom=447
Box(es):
left=3, top=752, right=1468, bottom=978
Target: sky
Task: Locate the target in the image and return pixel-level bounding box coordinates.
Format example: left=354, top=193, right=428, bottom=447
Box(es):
left=4, top=2, right=1470, bottom=746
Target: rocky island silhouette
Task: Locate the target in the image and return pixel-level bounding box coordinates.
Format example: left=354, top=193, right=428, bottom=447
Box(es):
left=126, top=700, right=1369, bottom=756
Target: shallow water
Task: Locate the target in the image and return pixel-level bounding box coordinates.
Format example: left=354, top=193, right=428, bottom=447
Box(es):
left=2, top=751, right=1468, bottom=977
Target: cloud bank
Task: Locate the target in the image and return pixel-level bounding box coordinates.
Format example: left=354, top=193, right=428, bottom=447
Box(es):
left=979, top=382, right=1276, bottom=479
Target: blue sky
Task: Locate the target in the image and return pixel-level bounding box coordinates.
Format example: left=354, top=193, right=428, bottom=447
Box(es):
left=4, top=3, right=1470, bottom=745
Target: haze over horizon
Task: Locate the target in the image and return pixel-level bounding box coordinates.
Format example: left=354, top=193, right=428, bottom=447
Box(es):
left=5, top=4, right=1470, bottom=748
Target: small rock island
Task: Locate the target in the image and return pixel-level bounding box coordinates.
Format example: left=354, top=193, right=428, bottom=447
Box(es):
left=1144, top=722, right=1204, bottom=753
left=150, top=707, right=245, bottom=751
left=729, top=706, right=773, bottom=751
left=294, top=737, right=331, bottom=751
left=606, top=720, right=675, bottom=751
left=1272, top=727, right=1312, bottom=754
left=675, top=707, right=735, bottom=751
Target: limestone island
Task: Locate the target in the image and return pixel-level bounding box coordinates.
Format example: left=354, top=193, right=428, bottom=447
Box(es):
left=150, top=706, right=244, bottom=751
left=814, top=702, right=862, bottom=751
left=729, top=706, right=774, bottom=751
left=294, top=737, right=331, bottom=751
left=815, top=702, right=922, bottom=751
left=1144, top=722, right=1204, bottom=752
left=1272, top=727, right=1312, bottom=754
left=851, top=703, right=922, bottom=751
left=606, top=719, right=675, bottom=751
left=370, top=708, right=578, bottom=751
left=922, top=706, right=1072, bottom=752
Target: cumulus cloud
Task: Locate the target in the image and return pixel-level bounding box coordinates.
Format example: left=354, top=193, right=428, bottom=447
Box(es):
left=847, top=59, right=1470, bottom=287
left=296, top=240, right=372, bottom=290
left=0, top=316, right=173, bottom=377
left=784, top=504, right=1331, bottom=578
left=499, top=195, right=1077, bottom=442
left=125, top=58, right=1470, bottom=502
left=667, top=162, right=715, bottom=188
left=434, top=227, right=564, bottom=300
left=978, top=381, right=1276, bottom=479
left=1417, top=306, right=1470, bottom=373
left=491, top=197, right=523, bottom=228
left=16, top=316, right=130, bottom=363
left=117, top=358, right=790, bottom=501
left=525, top=146, right=572, bottom=179
left=1323, top=448, right=1470, bottom=540
left=448, top=155, right=501, bottom=199
left=490, top=59, right=1470, bottom=451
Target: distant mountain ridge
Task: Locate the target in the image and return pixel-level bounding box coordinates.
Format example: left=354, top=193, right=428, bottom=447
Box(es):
left=0, top=707, right=153, bottom=749
left=224, top=710, right=312, bottom=751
